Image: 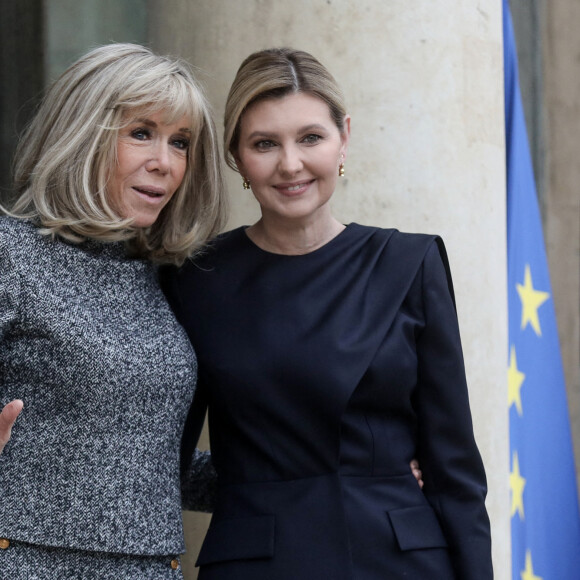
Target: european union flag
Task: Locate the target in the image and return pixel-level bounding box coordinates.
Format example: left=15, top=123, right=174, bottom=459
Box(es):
left=504, top=1, right=580, bottom=578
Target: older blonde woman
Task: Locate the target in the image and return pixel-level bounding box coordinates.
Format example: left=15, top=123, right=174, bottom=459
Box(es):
left=0, top=43, right=226, bottom=579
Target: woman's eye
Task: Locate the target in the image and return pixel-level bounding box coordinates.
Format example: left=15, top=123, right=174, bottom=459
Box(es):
left=131, top=128, right=150, bottom=140
left=255, top=140, right=275, bottom=151
left=303, top=134, right=321, bottom=144
left=172, top=138, right=190, bottom=151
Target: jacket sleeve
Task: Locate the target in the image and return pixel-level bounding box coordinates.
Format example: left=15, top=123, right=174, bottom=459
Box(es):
left=413, top=239, right=493, bottom=579
left=0, top=235, right=24, bottom=461
left=180, top=447, right=217, bottom=512
left=0, top=234, right=22, bottom=344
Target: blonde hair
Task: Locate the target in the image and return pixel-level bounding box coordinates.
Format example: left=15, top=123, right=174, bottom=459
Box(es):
left=8, top=43, right=227, bottom=265
left=224, top=47, right=347, bottom=171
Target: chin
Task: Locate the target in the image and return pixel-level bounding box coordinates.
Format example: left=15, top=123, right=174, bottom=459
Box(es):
left=130, top=216, right=160, bottom=229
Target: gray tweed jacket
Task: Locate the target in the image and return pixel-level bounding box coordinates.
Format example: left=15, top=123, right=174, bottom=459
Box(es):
left=0, top=217, right=214, bottom=556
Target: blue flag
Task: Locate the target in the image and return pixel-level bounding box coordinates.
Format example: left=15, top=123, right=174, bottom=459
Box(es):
left=504, top=1, right=580, bottom=578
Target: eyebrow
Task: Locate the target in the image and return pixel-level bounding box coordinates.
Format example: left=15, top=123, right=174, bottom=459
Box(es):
left=132, top=117, right=191, bottom=134
left=245, top=123, right=328, bottom=141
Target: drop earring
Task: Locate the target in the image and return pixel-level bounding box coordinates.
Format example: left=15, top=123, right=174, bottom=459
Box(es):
left=242, top=177, right=251, bottom=190
left=338, top=163, right=345, bottom=177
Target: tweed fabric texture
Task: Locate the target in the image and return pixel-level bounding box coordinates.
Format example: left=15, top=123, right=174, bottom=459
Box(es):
left=181, top=448, right=217, bottom=512
left=0, top=539, right=184, bottom=580
left=0, top=216, right=213, bottom=557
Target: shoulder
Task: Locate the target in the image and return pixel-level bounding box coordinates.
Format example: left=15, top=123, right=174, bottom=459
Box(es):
left=387, top=229, right=453, bottom=290
left=0, top=218, right=34, bottom=307
left=0, top=216, right=72, bottom=270
left=0, top=217, right=43, bottom=264
left=174, top=227, right=246, bottom=273
left=385, top=227, right=448, bottom=271
left=391, top=232, right=456, bottom=309
left=350, top=223, right=442, bottom=262
left=0, top=216, right=38, bottom=243
left=357, top=225, right=454, bottom=299
left=388, top=228, right=441, bottom=255
left=159, top=227, right=245, bottom=298
left=202, top=227, right=245, bottom=255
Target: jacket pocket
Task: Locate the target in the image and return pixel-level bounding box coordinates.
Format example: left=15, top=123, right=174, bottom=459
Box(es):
left=387, top=505, right=448, bottom=551
left=196, top=514, right=275, bottom=566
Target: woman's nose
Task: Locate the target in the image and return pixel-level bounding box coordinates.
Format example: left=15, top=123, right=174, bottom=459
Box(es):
left=145, top=142, right=171, bottom=174
left=278, top=146, right=303, bottom=176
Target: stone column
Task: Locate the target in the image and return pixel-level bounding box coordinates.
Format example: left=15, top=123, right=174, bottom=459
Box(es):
left=511, top=0, right=580, bottom=494
left=149, top=1, right=510, bottom=577
left=542, top=0, right=580, bottom=491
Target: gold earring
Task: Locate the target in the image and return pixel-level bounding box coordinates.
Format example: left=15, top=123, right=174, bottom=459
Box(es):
left=338, top=163, right=345, bottom=178
left=242, top=177, right=251, bottom=190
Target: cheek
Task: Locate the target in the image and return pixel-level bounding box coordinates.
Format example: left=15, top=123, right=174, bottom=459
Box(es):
left=115, top=141, right=133, bottom=172
left=107, top=144, right=136, bottom=208
left=113, top=144, right=138, bottom=187
left=238, top=151, right=269, bottom=181
left=108, top=158, right=126, bottom=203
left=173, top=158, right=188, bottom=189
left=318, top=153, right=341, bottom=178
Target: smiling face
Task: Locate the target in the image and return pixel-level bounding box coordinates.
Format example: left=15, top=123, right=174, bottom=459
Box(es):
left=235, top=92, right=350, bottom=226
left=108, top=110, right=191, bottom=228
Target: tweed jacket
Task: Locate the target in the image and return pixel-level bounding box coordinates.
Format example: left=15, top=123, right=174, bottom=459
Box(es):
left=0, top=216, right=214, bottom=556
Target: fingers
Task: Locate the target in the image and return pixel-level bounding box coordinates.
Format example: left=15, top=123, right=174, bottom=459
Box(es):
left=0, top=399, right=23, bottom=454
left=1, top=400, right=24, bottom=423
left=410, top=458, right=424, bottom=489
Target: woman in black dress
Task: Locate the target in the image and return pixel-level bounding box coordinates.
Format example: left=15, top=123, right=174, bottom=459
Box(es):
left=163, top=47, right=492, bottom=579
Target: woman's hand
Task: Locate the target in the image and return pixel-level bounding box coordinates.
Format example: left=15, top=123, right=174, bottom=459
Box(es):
left=0, top=400, right=23, bottom=454
left=410, top=458, right=424, bottom=489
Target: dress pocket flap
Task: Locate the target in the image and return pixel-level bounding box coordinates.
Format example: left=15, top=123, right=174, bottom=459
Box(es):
left=388, top=505, right=448, bottom=551
left=196, top=514, right=275, bottom=566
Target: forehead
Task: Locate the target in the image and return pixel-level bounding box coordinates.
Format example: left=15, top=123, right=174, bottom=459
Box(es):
left=240, top=93, right=335, bottom=134
left=121, top=107, right=192, bottom=129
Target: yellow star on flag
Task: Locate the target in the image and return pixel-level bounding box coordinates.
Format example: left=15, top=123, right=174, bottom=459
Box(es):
left=516, top=264, right=550, bottom=336
left=521, top=550, right=543, bottom=580
left=508, top=346, right=525, bottom=416
left=510, top=451, right=526, bottom=519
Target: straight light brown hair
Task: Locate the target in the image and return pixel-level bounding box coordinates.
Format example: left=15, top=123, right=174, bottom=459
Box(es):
left=224, top=47, right=347, bottom=172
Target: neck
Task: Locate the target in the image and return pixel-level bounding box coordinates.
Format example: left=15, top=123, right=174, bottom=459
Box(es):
left=246, top=215, right=345, bottom=255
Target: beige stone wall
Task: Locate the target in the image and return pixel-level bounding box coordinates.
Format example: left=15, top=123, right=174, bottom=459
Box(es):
left=542, top=0, right=580, bottom=490
left=149, top=1, right=510, bottom=577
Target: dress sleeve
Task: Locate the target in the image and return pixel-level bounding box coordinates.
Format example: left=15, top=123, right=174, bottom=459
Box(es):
left=160, top=265, right=218, bottom=513
left=179, top=383, right=217, bottom=512
left=413, top=239, right=493, bottom=579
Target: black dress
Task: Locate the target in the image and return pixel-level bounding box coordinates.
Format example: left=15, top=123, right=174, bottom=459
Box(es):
left=162, top=224, right=492, bottom=580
